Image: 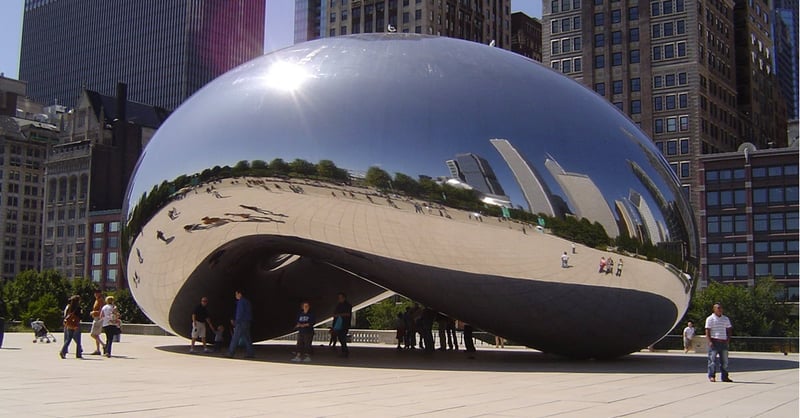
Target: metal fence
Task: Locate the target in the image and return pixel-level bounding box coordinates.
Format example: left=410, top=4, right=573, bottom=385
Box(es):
left=653, top=334, right=798, bottom=353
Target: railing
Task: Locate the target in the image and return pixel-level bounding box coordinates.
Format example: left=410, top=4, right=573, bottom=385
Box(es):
left=653, top=334, right=798, bottom=353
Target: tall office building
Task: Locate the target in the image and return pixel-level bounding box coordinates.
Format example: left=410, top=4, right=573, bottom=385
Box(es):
left=19, top=0, right=265, bottom=110
left=733, top=0, right=787, bottom=149
left=489, top=138, right=559, bottom=216
left=699, top=147, right=798, bottom=299
left=511, top=11, right=543, bottom=61
left=543, top=0, right=742, bottom=210
left=772, top=0, right=798, bottom=120
left=446, top=153, right=506, bottom=197
left=297, top=0, right=512, bottom=49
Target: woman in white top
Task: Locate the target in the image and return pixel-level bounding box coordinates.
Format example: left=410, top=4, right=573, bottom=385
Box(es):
left=100, top=296, right=121, bottom=358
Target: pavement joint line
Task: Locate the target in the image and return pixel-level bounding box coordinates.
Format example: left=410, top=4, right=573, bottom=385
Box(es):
left=81, top=404, right=199, bottom=416
left=752, top=398, right=799, bottom=417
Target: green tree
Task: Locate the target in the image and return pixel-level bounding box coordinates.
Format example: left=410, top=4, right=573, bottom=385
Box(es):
left=22, top=293, right=63, bottom=331
left=316, top=159, right=340, bottom=179
left=232, top=160, right=251, bottom=174
left=110, top=289, right=152, bottom=324
left=289, top=158, right=316, bottom=176
left=680, top=277, right=796, bottom=337
left=392, top=172, right=421, bottom=195
left=362, top=296, right=413, bottom=329
left=365, top=166, right=392, bottom=189
left=250, top=159, right=267, bottom=170
left=3, top=270, right=69, bottom=321
left=269, top=158, right=290, bottom=174
left=70, top=278, right=98, bottom=321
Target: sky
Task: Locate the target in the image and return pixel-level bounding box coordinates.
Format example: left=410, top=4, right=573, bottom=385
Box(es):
left=0, top=1, right=541, bottom=79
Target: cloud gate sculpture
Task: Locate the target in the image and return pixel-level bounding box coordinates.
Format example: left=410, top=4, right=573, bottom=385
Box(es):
left=123, top=34, right=697, bottom=358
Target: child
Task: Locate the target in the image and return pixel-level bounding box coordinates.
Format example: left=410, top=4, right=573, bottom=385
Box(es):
left=292, top=301, right=315, bottom=362
left=213, top=325, right=225, bottom=352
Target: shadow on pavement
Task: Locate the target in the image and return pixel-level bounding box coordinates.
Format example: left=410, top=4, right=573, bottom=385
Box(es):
left=155, top=343, right=799, bottom=374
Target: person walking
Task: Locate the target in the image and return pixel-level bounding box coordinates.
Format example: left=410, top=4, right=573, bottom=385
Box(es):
left=598, top=257, right=606, bottom=273
left=616, top=259, right=624, bottom=276
left=190, top=297, right=214, bottom=353
left=100, top=296, right=121, bottom=358
left=705, top=303, right=733, bottom=382
left=332, top=293, right=352, bottom=357
left=292, top=301, right=315, bottom=362
left=89, top=289, right=105, bottom=355
left=561, top=252, right=569, bottom=268
left=59, top=295, right=83, bottom=359
left=227, top=290, right=254, bottom=358
left=571, top=242, right=576, bottom=254
left=683, top=321, right=695, bottom=353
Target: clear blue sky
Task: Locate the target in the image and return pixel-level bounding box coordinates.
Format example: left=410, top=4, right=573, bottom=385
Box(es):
left=0, top=1, right=541, bottom=80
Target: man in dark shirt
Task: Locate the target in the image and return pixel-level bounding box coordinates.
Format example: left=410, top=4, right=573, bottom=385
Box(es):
left=227, top=290, right=254, bottom=358
left=332, top=293, right=352, bottom=357
left=191, top=297, right=214, bottom=353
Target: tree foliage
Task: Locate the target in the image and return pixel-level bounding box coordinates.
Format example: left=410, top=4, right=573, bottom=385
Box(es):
left=361, top=297, right=413, bottom=329
left=70, top=278, right=99, bottom=321
left=678, top=277, right=796, bottom=337
left=365, top=166, right=392, bottom=190
left=110, top=289, right=152, bottom=324
left=3, top=270, right=70, bottom=322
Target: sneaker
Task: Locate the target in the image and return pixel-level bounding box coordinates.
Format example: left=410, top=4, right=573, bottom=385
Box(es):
left=59, top=352, right=66, bottom=359
left=302, top=355, right=311, bottom=362
left=291, top=355, right=302, bottom=362
left=722, top=377, right=733, bottom=382
left=709, top=377, right=716, bottom=382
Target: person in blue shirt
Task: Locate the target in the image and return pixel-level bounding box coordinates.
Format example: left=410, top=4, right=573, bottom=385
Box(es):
left=227, top=290, right=254, bottom=358
left=292, top=301, right=315, bottom=362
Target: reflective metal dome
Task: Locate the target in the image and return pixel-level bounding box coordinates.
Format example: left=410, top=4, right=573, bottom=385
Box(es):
left=123, top=34, right=697, bottom=358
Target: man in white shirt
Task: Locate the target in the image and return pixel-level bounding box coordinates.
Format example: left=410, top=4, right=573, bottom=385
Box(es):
left=682, top=321, right=695, bottom=353
left=705, top=303, right=733, bottom=382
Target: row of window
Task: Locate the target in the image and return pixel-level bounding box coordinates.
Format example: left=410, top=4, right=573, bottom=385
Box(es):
left=655, top=138, right=690, bottom=156
left=707, top=212, right=800, bottom=234
left=551, top=0, right=582, bottom=13
left=651, top=0, right=686, bottom=16
left=707, top=239, right=800, bottom=256
left=669, top=161, right=691, bottom=178
left=654, top=115, right=690, bottom=133
left=550, top=37, right=582, bottom=55
left=550, top=16, right=581, bottom=34
left=91, top=236, right=120, bottom=250
left=595, top=78, right=642, bottom=97
left=593, top=49, right=641, bottom=68
left=46, top=225, right=86, bottom=239
left=593, top=7, right=639, bottom=27
left=652, top=20, right=686, bottom=38
left=706, top=186, right=799, bottom=207
left=551, top=57, right=583, bottom=73
left=653, top=42, right=688, bottom=61
left=90, top=268, right=118, bottom=283
left=654, top=93, right=689, bottom=111
left=91, top=251, right=119, bottom=266
left=707, top=262, right=799, bottom=279
left=593, top=28, right=640, bottom=47
left=705, top=165, right=799, bottom=182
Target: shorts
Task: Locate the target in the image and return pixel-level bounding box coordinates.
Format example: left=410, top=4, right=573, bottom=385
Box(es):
left=191, top=322, right=207, bottom=339
left=683, top=338, right=692, bottom=348
left=90, top=318, right=103, bottom=337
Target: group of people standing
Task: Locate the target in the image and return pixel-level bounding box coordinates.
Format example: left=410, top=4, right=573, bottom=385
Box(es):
left=59, top=289, right=122, bottom=359
left=598, top=256, right=623, bottom=276
left=393, top=305, right=476, bottom=354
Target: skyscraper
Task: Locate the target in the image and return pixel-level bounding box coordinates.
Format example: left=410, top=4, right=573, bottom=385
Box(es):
left=19, top=0, right=265, bottom=110
left=446, top=153, right=506, bottom=197
left=772, top=0, right=798, bottom=120
left=295, top=0, right=511, bottom=49
left=542, top=0, right=741, bottom=209
left=511, top=11, right=543, bottom=62
left=489, top=138, right=559, bottom=216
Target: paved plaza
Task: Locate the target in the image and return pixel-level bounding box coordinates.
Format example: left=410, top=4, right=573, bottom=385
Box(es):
left=0, top=332, right=797, bottom=417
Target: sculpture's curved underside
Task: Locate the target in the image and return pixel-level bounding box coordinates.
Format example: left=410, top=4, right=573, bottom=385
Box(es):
left=123, top=34, right=696, bottom=358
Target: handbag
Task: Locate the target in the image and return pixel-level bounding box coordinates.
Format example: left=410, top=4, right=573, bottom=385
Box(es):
left=332, top=316, right=343, bottom=332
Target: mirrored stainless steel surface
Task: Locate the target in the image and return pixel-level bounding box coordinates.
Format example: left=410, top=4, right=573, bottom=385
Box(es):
left=123, top=34, right=697, bottom=358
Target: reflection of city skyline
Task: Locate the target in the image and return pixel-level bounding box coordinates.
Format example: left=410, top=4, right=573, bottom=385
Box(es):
left=544, top=155, right=620, bottom=238
left=489, top=138, right=560, bottom=217
left=445, top=153, right=506, bottom=197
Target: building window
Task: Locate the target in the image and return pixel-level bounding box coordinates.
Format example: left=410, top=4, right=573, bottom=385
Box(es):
left=655, top=118, right=664, bottom=133
left=628, top=6, right=639, bottom=20
left=612, top=31, right=622, bottom=45
left=552, top=0, right=559, bottom=12
left=676, top=0, right=684, bottom=11
left=664, top=22, right=674, bottom=36
left=92, top=253, right=103, bottom=266
left=595, top=55, right=605, bottom=68
left=654, top=96, right=663, bottom=111
left=614, top=102, right=624, bottom=111
left=93, top=223, right=104, bottom=233
left=108, top=252, right=118, bottom=265
left=630, top=78, right=641, bottom=92
left=680, top=162, right=690, bottom=178
left=629, top=28, right=640, bottom=42
left=552, top=61, right=561, bottom=70
left=562, top=18, right=571, bottom=32
left=631, top=100, right=641, bottom=114
left=574, top=57, right=582, bottom=71
left=680, top=138, right=689, bottom=154
left=573, top=16, right=581, bottom=30
left=91, top=269, right=102, bottom=283
left=666, top=95, right=676, bottom=109
left=611, top=9, right=621, bottom=23
left=753, top=213, right=768, bottom=232
left=552, top=41, right=561, bottom=54
left=664, top=43, right=675, bottom=58
left=613, top=80, right=623, bottom=94
left=108, top=269, right=118, bottom=282
left=612, top=52, right=622, bottom=66
left=562, top=59, right=572, bottom=73
left=677, top=20, right=685, bottom=34
left=651, top=2, right=660, bottom=16
left=679, top=115, right=689, bottom=131
left=654, top=75, right=663, bottom=88
left=552, top=20, right=560, bottom=34
left=662, top=0, right=673, bottom=14
left=630, top=49, right=640, bottom=63
left=666, top=117, right=677, bottom=132
left=595, top=83, right=606, bottom=96
left=562, top=39, right=572, bottom=53
left=574, top=37, right=582, bottom=51
left=594, top=33, right=604, bottom=47
left=653, top=45, right=662, bottom=60
left=594, top=12, right=604, bottom=26
left=677, top=42, right=686, bottom=57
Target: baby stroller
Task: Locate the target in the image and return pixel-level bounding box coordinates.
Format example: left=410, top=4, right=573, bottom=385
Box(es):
left=31, top=319, right=56, bottom=343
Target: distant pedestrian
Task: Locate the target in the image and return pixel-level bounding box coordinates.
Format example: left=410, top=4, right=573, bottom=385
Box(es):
left=421, top=307, right=435, bottom=352
left=328, top=326, right=337, bottom=348
left=683, top=321, right=695, bottom=353
left=89, top=289, right=105, bottom=355
left=463, top=322, right=476, bottom=354
left=446, top=317, right=459, bottom=351
left=213, top=325, right=225, bottom=352
left=561, top=252, right=569, bottom=268
left=395, top=313, right=406, bottom=349
left=292, top=301, right=315, bottom=362
left=100, top=296, right=121, bottom=358
left=705, top=303, right=733, bottom=382
left=494, top=335, right=505, bottom=349
left=190, top=297, right=214, bottom=353
left=571, top=243, right=576, bottom=254
left=616, top=259, right=624, bottom=276
left=605, top=258, right=614, bottom=275
left=435, top=313, right=448, bottom=351
left=59, top=295, right=83, bottom=359
left=599, top=257, right=606, bottom=273
left=227, top=290, right=254, bottom=358
left=332, top=293, right=352, bottom=357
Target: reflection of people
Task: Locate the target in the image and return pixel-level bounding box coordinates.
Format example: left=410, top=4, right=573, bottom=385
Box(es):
left=463, top=322, right=476, bottom=354
left=561, top=252, right=569, bottom=268
left=227, top=290, right=254, bottom=358
left=683, top=321, right=695, bottom=353
left=705, top=303, right=733, bottom=382
left=571, top=243, right=576, bottom=254
left=616, top=259, right=624, bottom=276
left=332, top=293, right=352, bottom=357
left=599, top=257, right=606, bottom=273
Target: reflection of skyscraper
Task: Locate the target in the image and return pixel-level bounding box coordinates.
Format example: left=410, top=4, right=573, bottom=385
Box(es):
left=446, top=153, right=506, bottom=197
left=629, top=189, right=662, bottom=244
left=490, top=138, right=558, bottom=216
left=544, top=156, right=620, bottom=237
left=615, top=199, right=641, bottom=240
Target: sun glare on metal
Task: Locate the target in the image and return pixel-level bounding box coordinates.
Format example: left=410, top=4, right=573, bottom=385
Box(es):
left=263, top=61, right=309, bottom=92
